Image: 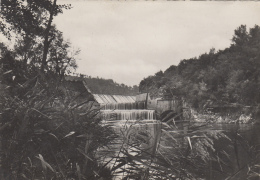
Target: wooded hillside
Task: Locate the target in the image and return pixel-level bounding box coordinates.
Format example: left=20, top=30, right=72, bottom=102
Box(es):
left=139, top=25, right=260, bottom=110
left=66, top=75, right=139, bottom=96
left=84, top=76, right=139, bottom=96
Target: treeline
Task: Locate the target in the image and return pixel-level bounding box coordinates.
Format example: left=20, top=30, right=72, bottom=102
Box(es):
left=83, top=76, right=139, bottom=96
left=140, top=25, right=260, bottom=110
left=67, top=74, right=139, bottom=96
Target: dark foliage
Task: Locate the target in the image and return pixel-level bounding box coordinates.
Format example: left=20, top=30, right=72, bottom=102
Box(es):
left=0, top=1, right=116, bottom=179
left=139, top=25, right=260, bottom=110
left=0, top=43, right=116, bottom=180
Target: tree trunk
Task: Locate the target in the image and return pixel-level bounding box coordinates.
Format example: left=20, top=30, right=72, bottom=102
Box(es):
left=41, top=0, right=57, bottom=71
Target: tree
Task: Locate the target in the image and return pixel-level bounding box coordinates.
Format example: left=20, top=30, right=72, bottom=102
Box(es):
left=0, top=1, right=116, bottom=179
left=232, top=25, right=249, bottom=47
left=0, top=0, right=71, bottom=71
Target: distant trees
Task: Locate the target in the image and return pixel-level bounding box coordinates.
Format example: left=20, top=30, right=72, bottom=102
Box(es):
left=140, top=25, right=260, bottom=109
left=83, top=76, right=139, bottom=96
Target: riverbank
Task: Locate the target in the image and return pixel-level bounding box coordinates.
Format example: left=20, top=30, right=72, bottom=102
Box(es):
left=190, top=108, right=256, bottom=124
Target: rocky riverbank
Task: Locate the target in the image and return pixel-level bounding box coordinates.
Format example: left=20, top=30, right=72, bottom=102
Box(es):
left=189, top=108, right=257, bottom=124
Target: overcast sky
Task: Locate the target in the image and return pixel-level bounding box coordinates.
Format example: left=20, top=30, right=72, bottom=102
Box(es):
left=54, top=1, right=260, bottom=86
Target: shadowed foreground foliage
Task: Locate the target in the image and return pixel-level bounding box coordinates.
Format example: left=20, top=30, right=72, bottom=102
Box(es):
left=0, top=0, right=116, bottom=178
left=0, top=57, right=116, bottom=179
left=106, top=120, right=260, bottom=180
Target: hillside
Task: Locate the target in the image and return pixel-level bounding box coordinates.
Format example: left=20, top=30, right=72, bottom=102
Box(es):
left=139, top=25, right=260, bottom=111
left=66, top=74, right=139, bottom=96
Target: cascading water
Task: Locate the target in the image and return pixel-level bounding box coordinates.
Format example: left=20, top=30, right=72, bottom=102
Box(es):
left=102, top=102, right=146, bottom=110
left=94, top=93, right=156, bottom=122
left=96, top=95, right=158, bottom=179
left=101, top=109, right=155, bottom=120
left=100, top=102, right=155, bottom=122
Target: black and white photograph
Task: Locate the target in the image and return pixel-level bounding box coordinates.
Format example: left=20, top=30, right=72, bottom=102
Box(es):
left=1, top=0, right=260, bottom=179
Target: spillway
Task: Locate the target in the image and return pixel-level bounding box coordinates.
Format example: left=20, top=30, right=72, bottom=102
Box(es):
left=94, top=94, right=156, bottom=121
left=102, top=102, right=146, bottom=110
left=101, top=109, right=155, bottom=121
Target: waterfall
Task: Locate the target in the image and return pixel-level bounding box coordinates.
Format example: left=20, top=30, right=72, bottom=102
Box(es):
left=102, top=102, right=146, bottom=110
left=101, top=109, right=155, bottom=120
left=94, top=94, right=156, bottom=122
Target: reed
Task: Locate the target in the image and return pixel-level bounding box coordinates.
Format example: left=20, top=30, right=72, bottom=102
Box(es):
left=104, top=119, right=237, bottom=180
left=0, top=72, right=116, bottom=179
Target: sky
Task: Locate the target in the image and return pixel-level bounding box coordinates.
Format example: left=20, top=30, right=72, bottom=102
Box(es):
left=38, top=1, right=260, bottom=85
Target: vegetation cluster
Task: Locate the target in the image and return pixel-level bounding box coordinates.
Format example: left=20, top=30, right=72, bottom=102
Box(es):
left=139, top=25, right=260, bottom=119
left=106, top=121, right=260, bottom=180
left=0, top=0, right=116, bottom=179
